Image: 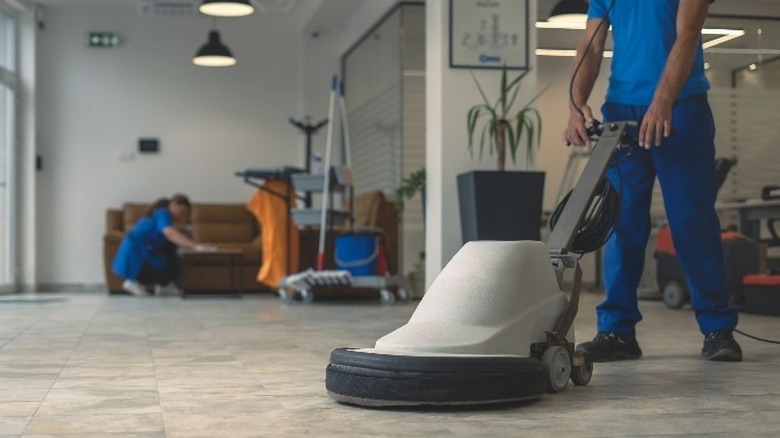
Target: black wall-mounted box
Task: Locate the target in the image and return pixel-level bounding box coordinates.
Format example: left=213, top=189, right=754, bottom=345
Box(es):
left=138, top=138, right=159, bottom=153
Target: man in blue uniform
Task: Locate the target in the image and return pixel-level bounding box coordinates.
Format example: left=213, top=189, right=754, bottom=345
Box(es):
left=563, top=0, right=742, bottom=361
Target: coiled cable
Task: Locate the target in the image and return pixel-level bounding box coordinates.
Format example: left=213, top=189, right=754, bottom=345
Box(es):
left=549, top=175, right=621, bottom=255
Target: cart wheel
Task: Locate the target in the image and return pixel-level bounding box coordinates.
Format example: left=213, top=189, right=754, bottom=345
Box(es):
left=542, top=346, right=571, bottom=393
left=299, top=288, right=315, bottom=304
left=380, top=289, right=396, bottom=305
left=278, top=288, right=293, bottom=304
left=662, top=280, right=687, bottom=309
left=396, top=288, right=411, bottom=302
left=571, top=363, right=593, bottom=386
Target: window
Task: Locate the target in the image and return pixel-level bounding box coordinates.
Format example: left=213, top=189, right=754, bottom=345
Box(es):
left=0, top=5, right=16, bottom=289
left=0, top=7, right=13, bottom=72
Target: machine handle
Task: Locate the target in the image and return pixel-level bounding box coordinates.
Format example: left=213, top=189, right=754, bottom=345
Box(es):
left=553, top=260, right=583, bottom=338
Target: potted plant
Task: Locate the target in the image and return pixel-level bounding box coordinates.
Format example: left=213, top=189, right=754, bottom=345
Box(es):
left=458, top=65, right=548, bottom=243
left=395, top=168, right=426, bottom=215
left=396, top=168, right=426, bottom=297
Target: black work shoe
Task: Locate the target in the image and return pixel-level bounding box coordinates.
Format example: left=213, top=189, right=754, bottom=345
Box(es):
left=702, top=329, right=743, bottom=362
left=575, top=332, right=643, bottom=362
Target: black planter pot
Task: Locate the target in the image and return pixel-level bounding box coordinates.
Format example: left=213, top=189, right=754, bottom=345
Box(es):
left=457, top=170, right=545, bottom=243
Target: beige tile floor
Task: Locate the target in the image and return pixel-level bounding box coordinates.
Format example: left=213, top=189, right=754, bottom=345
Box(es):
left=1, top=289, right=779, bottom=437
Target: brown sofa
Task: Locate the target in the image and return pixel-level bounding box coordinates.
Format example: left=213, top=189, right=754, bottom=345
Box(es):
left=103, top=203, right=265, bottom=294
left=103, top=191, right=398, bottom=294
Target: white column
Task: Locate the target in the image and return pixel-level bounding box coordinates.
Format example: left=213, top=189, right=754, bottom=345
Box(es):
left=425, top=0, right=537, bottom=287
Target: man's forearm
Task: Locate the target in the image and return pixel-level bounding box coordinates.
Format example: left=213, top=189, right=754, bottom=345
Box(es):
left=570, top=38, right=604, bottom=113
left=651, top=32, right=701, bottom=107
left=652, top=0, right=710, bottom=106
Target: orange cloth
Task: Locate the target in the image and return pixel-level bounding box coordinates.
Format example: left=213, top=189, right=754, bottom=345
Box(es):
left=246, top=180, right=300, bottom=289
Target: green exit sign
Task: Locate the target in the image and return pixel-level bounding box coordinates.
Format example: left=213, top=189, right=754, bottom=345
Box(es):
left=88, top=32, right=120, bottom=48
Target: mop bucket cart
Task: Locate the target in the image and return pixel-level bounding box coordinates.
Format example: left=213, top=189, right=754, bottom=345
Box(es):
left=279, top=268, right=408, bottom=305
left=278, top=226, right=409, bottom=304
left=279, top=75, right=408, bottom=304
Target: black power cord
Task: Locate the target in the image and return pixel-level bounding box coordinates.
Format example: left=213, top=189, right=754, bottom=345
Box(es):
left=734, top=329, right=780, bottom=345
left=569, top=0, right=615, bottom=122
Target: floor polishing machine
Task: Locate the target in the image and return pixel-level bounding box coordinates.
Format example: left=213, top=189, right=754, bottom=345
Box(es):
left=326, top=121, right=632, bottom=407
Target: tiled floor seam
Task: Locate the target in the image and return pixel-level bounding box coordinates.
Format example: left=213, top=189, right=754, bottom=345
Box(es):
left=21, top=297, right=104, bottom=435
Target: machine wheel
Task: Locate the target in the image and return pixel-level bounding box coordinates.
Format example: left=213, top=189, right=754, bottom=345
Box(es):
left=571, top=363, right=593, bottom=386
left=327, top=348, right=547, bottom=406
left=380, top=289, right=396, bottom=305
left=299, top=288, right=315, bottom=304
left=541, top=346, right=571, bottom=393
left=396, top=288, right=410, bottom=302
left=278, top=288, right=293, bottom=304
left=662, top=280, right=688, bottom=309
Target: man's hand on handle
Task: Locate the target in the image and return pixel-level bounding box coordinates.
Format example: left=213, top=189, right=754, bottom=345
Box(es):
left=564, top=105, right=595, bottom=147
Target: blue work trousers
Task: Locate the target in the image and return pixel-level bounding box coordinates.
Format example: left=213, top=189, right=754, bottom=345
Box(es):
left=598, top=93, right=739, bottom=336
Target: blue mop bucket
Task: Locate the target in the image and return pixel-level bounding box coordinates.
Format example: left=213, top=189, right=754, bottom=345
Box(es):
left=335, top=233, right=380, bottom=276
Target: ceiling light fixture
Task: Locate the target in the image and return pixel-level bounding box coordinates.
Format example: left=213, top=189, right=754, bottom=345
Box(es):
left=535, top=23, right=745, bottom=56
left=536, top=21, right=596, bottom=30
left=701, top=28, right=746, bottom=49
left=199, top=0, right=255, bottom=17
left=535, top=48, right=613, bottom=58
left=707, top=48, right=780, bottom=55
left=193, top=30, right=236, bottom=67
left=548, top=0, right=589, bottom=24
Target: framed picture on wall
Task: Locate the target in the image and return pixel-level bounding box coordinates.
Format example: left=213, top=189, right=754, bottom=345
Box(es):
left=449, top=0, right=529, bottom=70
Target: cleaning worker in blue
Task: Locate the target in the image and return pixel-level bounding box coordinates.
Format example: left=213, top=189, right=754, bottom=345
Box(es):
left=564, top=0, right=742, bottom=361
left=113, top=194, right=213, bottom=296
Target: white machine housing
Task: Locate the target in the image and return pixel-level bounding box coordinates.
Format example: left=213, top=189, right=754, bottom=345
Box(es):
left=373, top=241, right=571, bottom=357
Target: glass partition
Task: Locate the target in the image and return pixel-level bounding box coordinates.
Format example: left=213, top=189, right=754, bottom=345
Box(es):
left=342, top=4, right=426, bottom=288
left=704, top=16, right=780, bottom=204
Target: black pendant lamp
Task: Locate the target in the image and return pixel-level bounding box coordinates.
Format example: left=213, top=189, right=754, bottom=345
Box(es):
left=199, top=0, right=255, bottom=17
left=548, top=0, right=589, bottom=23
left=193, top=30, right=236, bottom=67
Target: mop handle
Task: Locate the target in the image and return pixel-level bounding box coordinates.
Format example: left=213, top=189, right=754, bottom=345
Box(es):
left=317, top=75, right=339, bottom=270
left=338, top=80, right=353, bottom=171
left=337, top=79, right=355, bottom=230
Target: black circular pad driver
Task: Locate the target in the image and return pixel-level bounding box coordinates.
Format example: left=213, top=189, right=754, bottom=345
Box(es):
left=326, top=348, right=546, bottom=407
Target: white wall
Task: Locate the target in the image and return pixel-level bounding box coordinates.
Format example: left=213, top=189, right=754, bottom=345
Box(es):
left=36, top=5, right=305, bottom=285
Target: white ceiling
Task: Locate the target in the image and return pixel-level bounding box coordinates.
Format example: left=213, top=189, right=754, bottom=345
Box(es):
left=32, top=0, right=780, bottom=10
left=32, top=0, right=135, bottom=6
left=28, top=0, right=360, bottom=34
left=25, top=0, right=780, bottom=72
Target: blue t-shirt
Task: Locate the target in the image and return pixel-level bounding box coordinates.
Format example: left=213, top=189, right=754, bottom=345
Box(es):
left=127, top=208, right=173, bottom=250
left=589, top=0, right=710, bottom=105
left=112, top=208, right=174, bottom=279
